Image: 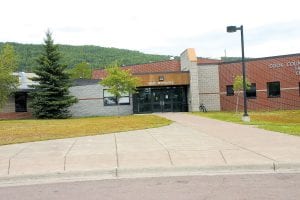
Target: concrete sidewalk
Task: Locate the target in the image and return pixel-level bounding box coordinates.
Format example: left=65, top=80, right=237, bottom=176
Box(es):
left=0, top=113, right=300, bottom=186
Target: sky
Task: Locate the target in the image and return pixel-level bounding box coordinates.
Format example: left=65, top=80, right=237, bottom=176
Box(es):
left=1, top=0, right=300, bottom=59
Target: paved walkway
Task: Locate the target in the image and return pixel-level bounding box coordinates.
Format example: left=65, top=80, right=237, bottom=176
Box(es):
left=0, top=113, right=300, bottom=185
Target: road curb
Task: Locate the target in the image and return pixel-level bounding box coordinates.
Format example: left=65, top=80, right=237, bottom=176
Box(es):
left=274, top=162, right=300, bottom=172
left=1, top=163, right=300, bottom=187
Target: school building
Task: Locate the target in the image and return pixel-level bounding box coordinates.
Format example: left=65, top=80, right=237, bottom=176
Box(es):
left=1, top=48, right=299, bottom=119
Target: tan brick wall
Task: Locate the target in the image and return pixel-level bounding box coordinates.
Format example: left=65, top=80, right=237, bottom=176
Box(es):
left=180, top=49, right=199, bottom=111
left=198, top=64, right=221, bottom=111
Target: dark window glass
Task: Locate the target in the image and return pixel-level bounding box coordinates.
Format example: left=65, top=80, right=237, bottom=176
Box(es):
left=246, top=83, right=256, bottom=98
left=15, top=92, right=27, bottom=112
left=267, top=81, right=280, bottom=98
left=133, top=88, right=152, bottom=113
left=103, top=89, right=130, bottom=106
left=226, top=85, right=234, bottom=96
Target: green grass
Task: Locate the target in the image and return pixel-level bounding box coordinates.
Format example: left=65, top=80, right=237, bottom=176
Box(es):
left=192, top=110, right=300, bottom=136
left=0, top=115, right=172, bottom=146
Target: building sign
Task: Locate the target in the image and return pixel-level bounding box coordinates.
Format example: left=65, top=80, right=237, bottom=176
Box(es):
left=148, top=81, right=174, bottom=86
left=135, top=72, right=190, bottom=87
left=269, top=60, right=300, bottom=75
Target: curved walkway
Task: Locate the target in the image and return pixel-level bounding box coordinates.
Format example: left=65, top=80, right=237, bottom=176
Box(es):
left=0, top=113, right=300, bottom=186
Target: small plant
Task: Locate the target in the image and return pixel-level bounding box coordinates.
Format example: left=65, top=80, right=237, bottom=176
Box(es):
left=233, top=75, right=250, bottom=113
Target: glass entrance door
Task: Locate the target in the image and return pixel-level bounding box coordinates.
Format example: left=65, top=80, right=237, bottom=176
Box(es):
left=162, top=90, right=172, bottom=112
left=152, top=88, right=176, bottom=112
left=133, top=86, right=188, bottom=114
left=152, top=90, right=163, bottom=112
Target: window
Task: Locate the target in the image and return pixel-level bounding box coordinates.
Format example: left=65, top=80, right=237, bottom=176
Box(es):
left=118, top=96, right=130, bottom=105
left=226, top=85, right=234, bottom=96
left=267, top=81, right=280, bottom=98
left=246, top=83, right=256, bottom=98
left=103, top=89, right=130, bottom=106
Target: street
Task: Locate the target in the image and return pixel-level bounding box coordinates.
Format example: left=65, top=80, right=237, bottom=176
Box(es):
left=1, top=173, right=299, bottom=200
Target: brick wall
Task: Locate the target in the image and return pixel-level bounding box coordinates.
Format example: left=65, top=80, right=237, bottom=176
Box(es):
left=0, top=95, right=33, bottom=120
left=0, top=112, right=32, bottom=120
left=219, top=54, right=300, bottom=111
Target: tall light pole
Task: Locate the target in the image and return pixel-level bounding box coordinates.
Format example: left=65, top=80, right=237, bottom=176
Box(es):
left=227, top=25, right=250, bottom=122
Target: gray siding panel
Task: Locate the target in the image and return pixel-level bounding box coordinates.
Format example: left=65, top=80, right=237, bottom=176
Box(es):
left=69, top=84, right=133, bottom=117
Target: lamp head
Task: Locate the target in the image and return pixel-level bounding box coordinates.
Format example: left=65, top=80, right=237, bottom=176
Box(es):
left=227, top=26, right=238, bottom=33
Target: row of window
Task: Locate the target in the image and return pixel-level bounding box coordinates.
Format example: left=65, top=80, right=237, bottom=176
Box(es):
left=226, top=81, right=281, bottom=98
left=103, top=89, right=130, bottom=106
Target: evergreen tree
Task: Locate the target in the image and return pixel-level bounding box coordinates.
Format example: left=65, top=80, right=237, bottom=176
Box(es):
left=30, top=31, right=77, bottom=119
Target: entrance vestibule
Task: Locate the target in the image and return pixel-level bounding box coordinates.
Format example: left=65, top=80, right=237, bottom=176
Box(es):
left=133, top=86, right=188, bottom=113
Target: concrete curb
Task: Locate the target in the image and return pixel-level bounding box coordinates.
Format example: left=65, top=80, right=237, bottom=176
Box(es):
left=1, top=163, right=300, bottom=187
left=274, top=162, right=300, bottom=172
left=0, top=169, right=116, bottom=187
left=117, top=162, right=300, bottom=178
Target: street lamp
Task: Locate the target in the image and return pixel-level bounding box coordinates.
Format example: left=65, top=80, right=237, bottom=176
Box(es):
left=226, top=25, right=250, bottom=122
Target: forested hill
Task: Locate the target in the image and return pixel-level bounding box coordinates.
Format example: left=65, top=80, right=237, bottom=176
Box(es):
left=0, top=42, right=171, bottom=72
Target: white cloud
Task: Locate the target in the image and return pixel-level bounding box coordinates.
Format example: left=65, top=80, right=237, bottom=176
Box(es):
left=1, top=0, right=300, bottom=57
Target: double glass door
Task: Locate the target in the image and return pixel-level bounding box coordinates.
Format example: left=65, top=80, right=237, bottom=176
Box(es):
left=133, top=86, right=187, bottom=113
left=152, top=89, right=172, bottom=112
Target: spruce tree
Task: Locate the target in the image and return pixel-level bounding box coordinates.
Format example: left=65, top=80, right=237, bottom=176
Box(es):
left=30, top=31, right=77, bottom=119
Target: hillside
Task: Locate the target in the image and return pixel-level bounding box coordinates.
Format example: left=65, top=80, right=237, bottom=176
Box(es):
left=0, top=42, right=171, bottom=72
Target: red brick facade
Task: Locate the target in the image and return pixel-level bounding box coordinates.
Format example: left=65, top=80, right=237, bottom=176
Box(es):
left=92, top=60, right=181, bottom=79
left=219, top=54, right=300, bottom=111
left=197, top=57, right=221, bottom=64
left=0, top=112, right=32, bottom=120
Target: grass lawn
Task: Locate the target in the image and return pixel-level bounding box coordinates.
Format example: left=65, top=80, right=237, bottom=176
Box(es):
left=192, top=110, right=300, bottom=136
left=0, top=115, right=172, bottom=146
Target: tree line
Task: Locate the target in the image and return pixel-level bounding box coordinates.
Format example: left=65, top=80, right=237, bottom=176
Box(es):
left=0, top=42, right=171, bottom=72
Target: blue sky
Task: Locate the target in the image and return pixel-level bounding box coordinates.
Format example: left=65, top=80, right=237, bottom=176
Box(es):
left=1, top=0, right=299, bottom=58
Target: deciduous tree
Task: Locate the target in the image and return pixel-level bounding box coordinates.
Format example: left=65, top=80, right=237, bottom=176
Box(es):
left=100, top=62, right=140, bottom=115
left=0, top=44, right=18, bottom=109
left=68, top=62, right=92, bottom=79
left=233, top=75, right=250, bottom=113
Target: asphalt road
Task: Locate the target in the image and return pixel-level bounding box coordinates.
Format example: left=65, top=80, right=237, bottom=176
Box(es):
left=1, top=173, right=300, bottom=200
